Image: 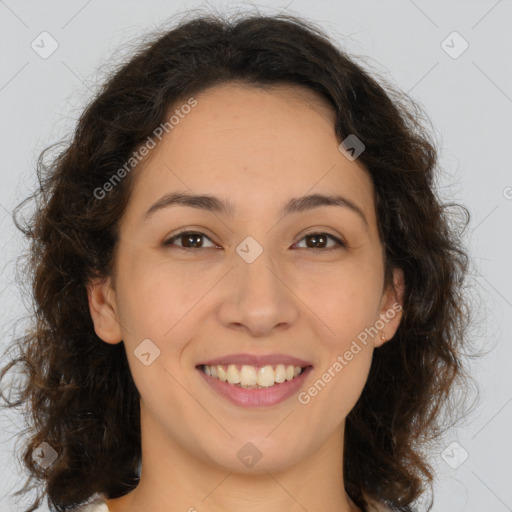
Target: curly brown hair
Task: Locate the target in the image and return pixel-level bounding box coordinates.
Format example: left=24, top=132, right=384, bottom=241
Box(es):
left=1, top=9, right=476, bottom=512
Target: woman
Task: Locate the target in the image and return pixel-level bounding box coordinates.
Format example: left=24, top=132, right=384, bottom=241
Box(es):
left=0, top=10, right=473, bottom=512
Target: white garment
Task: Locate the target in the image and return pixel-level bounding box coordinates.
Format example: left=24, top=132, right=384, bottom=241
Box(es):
left=74, top=494, right=109, bottom=512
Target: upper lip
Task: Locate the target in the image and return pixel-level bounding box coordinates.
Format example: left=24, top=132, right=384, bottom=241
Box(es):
left=197, top=353, right=313, bottom=368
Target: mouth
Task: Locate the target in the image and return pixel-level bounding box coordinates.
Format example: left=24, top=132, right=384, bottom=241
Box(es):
left=198, top=363, right=308, bottom=389
left=195, top=362, right=314, bottom=408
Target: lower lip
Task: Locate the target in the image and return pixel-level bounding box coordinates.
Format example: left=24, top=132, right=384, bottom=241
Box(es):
left=197, top=366, right=313, bottom=408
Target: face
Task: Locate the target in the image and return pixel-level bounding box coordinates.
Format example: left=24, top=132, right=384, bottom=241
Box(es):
left=87, top=82, right=404, bottom=474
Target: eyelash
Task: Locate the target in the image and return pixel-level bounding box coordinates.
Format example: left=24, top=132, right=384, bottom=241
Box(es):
left=163, top=230, right=346, bottom=251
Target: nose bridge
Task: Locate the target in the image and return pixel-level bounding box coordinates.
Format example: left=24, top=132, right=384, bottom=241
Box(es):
left=237, top=238, right=280, bottom=295
left=218, top=234, right=299, bottom=335
left=236, top=235, right=283, bottom=302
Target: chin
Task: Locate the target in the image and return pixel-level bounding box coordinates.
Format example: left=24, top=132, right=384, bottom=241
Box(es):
left=200, top=433, right=305, bottom=474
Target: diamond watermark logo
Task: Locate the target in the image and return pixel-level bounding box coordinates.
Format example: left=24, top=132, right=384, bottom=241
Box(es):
left=32, top=442, right=58, bottom=469
left=441, top=31, right=469, bottom=59
left=338, top=134, right=365, bottom=161
left=237, top=442, right=263, bottom=468
left=134, top=338, right=161, bottom=366
left=31, top=31, right=59, bottom=59
left=236, top=236, right=263, bottom=264
left=441, top=441, right=469, bottom=469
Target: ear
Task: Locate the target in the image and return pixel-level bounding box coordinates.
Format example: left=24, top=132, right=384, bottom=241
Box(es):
left=86, top=275, right=123, bottom=344
left=375, top=267, right=405, bottom=348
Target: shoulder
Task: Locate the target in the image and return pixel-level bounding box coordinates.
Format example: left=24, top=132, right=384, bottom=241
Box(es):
left=72, top=494, right=109, bottom=512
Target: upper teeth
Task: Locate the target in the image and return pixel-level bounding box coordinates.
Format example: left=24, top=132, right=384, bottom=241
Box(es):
left=203, top=364, right=303, bottom=388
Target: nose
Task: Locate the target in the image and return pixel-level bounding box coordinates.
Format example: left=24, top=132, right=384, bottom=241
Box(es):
left=217, top=245, right=300, bottom=337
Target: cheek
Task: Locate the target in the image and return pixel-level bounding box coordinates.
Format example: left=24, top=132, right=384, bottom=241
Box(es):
left=295, top=260, right=383, bottom=340
left=294, top=340, right=373, bottom=447
left=115, top=249, right=209, bottom=338
left=127, top=360, right=197, bottom=432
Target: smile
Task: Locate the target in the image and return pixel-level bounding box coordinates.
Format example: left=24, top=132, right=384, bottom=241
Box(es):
left=201, top=363, right=305, bottom=388
left=197, top=364, right=313, bottom=408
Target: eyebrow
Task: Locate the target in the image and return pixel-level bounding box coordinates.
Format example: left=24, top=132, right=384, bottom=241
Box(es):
left=143, top=191, right=368, bottom=226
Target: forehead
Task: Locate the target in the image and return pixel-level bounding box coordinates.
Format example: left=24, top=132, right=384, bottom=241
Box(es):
left=176, top=81, right=338, bottom=146
left=123, top=82, right=376, bottom=230
left=190, top=81, right=337, bottom=121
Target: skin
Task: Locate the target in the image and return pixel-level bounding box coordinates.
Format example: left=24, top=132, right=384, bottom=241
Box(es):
left=87, top=82, right=404, bottom=512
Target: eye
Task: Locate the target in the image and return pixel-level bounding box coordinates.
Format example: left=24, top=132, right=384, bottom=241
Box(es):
left=293, top=232, right=346, bottom=251
left=163, top=230, right=218, bottom=249
left=163, top=230, right=346, bottom=251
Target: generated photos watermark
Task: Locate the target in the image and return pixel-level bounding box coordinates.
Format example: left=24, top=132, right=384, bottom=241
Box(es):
left=297, top=302, right=402, bottom=405
left=93, top=97, right=198, bottom=200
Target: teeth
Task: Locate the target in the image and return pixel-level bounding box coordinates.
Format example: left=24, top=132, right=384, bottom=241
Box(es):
left=217, top=365, right=228, bottom=382
left=275, top=364, right=286, bottom=383
left=257, top=365, right=275, bottom=387
left=227, top=364, right=240, bottom=384
left=202, top=363, right=305, bottom=388
left=240, top=365, right=258, bottom=386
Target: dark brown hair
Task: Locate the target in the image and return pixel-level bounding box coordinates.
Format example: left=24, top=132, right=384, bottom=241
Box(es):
left=1, top=9, right=476, bottom=512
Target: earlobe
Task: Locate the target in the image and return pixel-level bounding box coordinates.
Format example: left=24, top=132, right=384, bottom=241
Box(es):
left=376, top=267, right=405, bottom=347
left=86, top=275, right=123, bottom=344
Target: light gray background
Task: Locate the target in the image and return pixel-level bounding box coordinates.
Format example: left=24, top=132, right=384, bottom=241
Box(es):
left=0, top=1, right=511, bottom=511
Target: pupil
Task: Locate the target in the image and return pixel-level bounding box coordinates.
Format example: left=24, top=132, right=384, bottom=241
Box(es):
left=184, top=234, right=201, bottom=247
left=308, top=234, right=326, bottom=248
